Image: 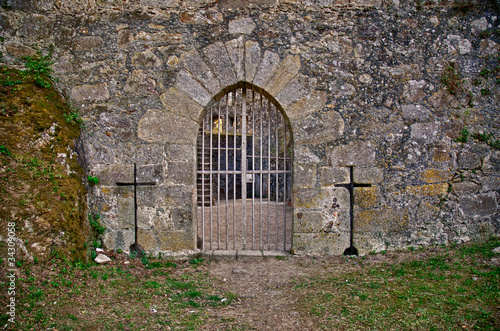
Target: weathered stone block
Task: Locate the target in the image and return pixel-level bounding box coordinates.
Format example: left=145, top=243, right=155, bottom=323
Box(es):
left=166, top=161, right=195, bottom=185
left=416, top=201, right=440, bottom=223
left=73, top=36, right=104, bottom=51
left=452, top=181, right=480, bottom=195
left=175, top=69, right=212, bottom=106
left=228, top=17, right=256, bottom=34
left=293, top=232, right=349, bottom=255
left=138, top=206, right=175, bottom=231
left=132, top=49, right=162, bottom=67
left=329, top=141, right=376, bottom=166
left=275, top=74, right=316, bottom=107
left=253, top=50, right=280, bottom=88
left=70, top=83, right=110, bottom=104
left=138, top=109, right=198, bottom=144
left=458, top=151, right=482, bottom=170
left=137, top=228, right=158, bottom=251
left=181, top=50, right=220, bottom=95
left=103, top=229, right=134, bottom=253
left=5, top=43, right=37, bottom=58
left=354, top=186, right=381, bottom=209
left=420, top=169, right=451, bottom=184
left=294, top=163, right=316, bottom=188
left=264, top=55, right=301, bottom=97
left=403, top=80, right=427, bottom=102
left=137, top=185, right=193, bottom=207
left=294, top=146, right=320, bottom=164
left=295, top=187, right=349, bottom=214
left=93, top=164, right=134, bottom=186
left=406, top=184, right=448, bottom=196
left=401, top=104, right=431, bottom=121
left=293, top=110, right=344, bottom=145
left=459, top=193, right=498, bottom=218
left=411, top=122, right=439, bottom=141
left=201, top=42, right=237, bottom=88
left=353, top=167, right=383, bottom=184
left=118, top=29, right=134, bottom=48
left=118, top=194, right=135, bottom=230
left=245, top=41, right=261, bottom=83
left=160, top=87, right=204, bottom=122
left=354, top=207, right=409, bottom=233
left=124, top=69, right=156, bottom=95
left=159, top=231, right=194, bottom=251
left=165, top=144, right=195, bottom=162
left=225, top=37, right=245, bottom=81
left=294, top=211, right=323, bottom=233
left=286, top=91, right=327, bottom=120
left=319, top=166, right=350, bottom=186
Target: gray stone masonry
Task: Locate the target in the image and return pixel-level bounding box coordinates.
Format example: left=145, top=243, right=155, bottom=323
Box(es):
left=1, top=0, right=498, bottom=256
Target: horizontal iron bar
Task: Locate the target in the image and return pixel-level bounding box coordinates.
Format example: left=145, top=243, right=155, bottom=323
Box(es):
left=196, top=170, right=291, bottom=175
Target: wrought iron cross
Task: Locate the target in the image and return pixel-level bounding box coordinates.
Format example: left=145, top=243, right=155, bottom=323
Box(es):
left=335, top=166, right=371, bottom=255
left=116, top=163, right=156, bottom=254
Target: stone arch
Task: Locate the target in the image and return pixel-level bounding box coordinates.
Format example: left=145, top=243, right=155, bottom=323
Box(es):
left=137, top=38, right=338, bottom=253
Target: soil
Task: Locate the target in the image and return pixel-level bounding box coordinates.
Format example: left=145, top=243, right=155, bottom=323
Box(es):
left=199, top=251, right=402, bottom=330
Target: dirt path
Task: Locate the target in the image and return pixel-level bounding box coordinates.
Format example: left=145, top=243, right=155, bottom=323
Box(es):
left=201, top=255, right=353, bottom=330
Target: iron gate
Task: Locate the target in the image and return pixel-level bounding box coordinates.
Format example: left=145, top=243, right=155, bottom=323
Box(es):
left=197, top=85, right=292, bottom=251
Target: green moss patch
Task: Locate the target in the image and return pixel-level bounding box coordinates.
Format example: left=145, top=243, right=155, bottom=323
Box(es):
left=0, top=67, right=87, bottom=261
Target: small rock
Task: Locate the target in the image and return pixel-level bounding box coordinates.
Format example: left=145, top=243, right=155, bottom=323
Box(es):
left=96, top=248, right=105, bottom=253
left=492, top=246, right=500, bottom=254
left=491, top=258, right=500, bottom=266
left=94, top=254, right=112, bottom=264
left=232, top=266, right=248, bottom=274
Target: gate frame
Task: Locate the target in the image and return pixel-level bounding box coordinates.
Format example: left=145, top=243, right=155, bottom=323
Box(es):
left=196, top=82, right=294, bottom=253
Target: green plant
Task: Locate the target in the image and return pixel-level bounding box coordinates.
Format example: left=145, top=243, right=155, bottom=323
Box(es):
left=88, top=176, right=99, bottom=185
left=489, top=139, right=500, bottom=150
left=479, top=69, right=490, bottom=78
left=88, top=213, right=105, bottom=235
left=455, top=126, right=469, bottom=143
left=63, top=109, right=83, bottom=125
left=441, top=63, right=462, bottom=95
left=480, top=88, right=491, bottom=95
left=0, top=145, right=11, bottom=156
left=473, top=132, right=494, bottom=142
left=22, top=46, right=54, bottom=88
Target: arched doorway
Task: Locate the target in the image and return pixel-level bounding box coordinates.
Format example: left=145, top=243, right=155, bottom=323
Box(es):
left=197, top=84, right=293, bottom=252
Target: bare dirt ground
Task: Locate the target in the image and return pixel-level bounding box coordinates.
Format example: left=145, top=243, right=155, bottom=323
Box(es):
left=200, top=252, right=396, bottom=331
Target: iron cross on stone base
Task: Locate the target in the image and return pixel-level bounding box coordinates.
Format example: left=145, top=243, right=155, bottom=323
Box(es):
left=116, top=163, right=156, bottom=257
left=335, top=166, right=371, bottom=256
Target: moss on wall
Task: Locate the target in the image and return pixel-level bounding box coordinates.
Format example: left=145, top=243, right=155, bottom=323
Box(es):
left=0, top=67, right=88, bottom=262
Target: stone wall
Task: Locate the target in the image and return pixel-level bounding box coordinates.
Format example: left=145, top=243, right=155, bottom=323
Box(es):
left=1, top=0, right=498, bottom=255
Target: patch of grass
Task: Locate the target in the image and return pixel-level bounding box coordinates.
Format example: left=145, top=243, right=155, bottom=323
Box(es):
left=294, top=237, right=500, bottom=330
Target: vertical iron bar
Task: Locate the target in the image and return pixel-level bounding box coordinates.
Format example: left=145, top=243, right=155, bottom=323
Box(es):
left=225, top=94, right=229, bottom=250
left=267, top=99, right=271, bottom=250
left=275, top=104, right=279, bottom=250
left=201, top=119, right=205, bottom=250
left=233, top=90, right=237, bottom=250
left=217, top=100, right=221, bottom=250
left=251, top=90, right=255, bottom=250
left=209, top=105, right=213, bottom=250
left=259, top=93, right=263, bottom=250
left=241, top=88, right=247, bottom=250
left=283, top=116, right=287, bottom=251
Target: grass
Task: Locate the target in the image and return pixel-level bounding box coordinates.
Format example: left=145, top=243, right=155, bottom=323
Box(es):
left=1, top=238, right=498, bottom=330
left=1, top=254, right=235, bottom=330
left=293, top=237, right=499, bottom=330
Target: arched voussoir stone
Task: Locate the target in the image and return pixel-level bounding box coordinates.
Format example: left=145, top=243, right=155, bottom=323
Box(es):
left=160, top=87, right=204, bottom=122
